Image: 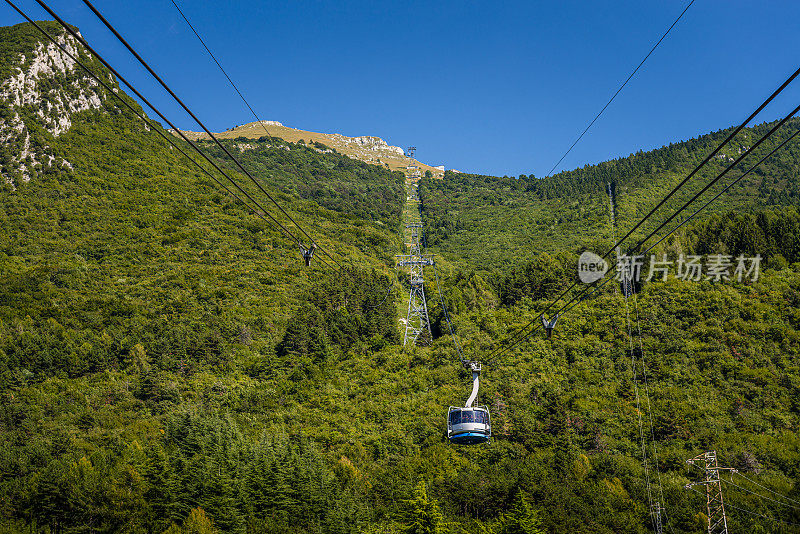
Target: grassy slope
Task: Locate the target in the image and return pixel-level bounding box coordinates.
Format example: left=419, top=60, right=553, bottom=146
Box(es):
left=176, top=121, right=445, bottom=177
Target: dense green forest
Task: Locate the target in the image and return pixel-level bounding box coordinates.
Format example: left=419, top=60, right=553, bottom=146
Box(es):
left=1, top=21, right=800, bottom=534
left=418, top=119, right=800, bottom=270
left=196, top=137, right=406, bottom=229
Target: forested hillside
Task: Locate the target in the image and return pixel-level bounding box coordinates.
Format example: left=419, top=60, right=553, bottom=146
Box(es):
left=1, top=20, right=800, bottom=534
left=418, top=119, right=800, bottom=270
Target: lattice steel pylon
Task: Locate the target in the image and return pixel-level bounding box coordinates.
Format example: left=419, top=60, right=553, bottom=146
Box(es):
left=685, top=451, right=737, bottom=534
left=396, top=252, right=434, bottom=346
left=397, top=220, right=433, bottom=346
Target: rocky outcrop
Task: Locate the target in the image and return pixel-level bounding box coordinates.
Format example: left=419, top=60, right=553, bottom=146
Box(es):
left=330, top=133, right=405, bottom=155
left=0, top=28, right=107, bottom=186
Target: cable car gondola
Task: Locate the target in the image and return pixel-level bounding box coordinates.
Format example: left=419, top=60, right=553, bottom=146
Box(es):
left=447, top=361, right=491, bottom=445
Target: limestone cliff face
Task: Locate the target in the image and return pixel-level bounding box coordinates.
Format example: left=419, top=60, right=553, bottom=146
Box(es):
left=0, top=25, right=111, bottom=186
left=344, top=135, right=406, bottom=156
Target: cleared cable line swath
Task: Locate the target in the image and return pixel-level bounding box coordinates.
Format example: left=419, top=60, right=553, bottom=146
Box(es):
left=545, top=0, right=694, bottom=177
left=73, top=0, right=343, bottom=268
left=169, top=0, right=274, bottom=140
left=489, top=104, right=800, bottom=364
left=542, top=118, right=800, bottom=334
left=485, top=63, right=800, bottom=363
left=489, top=110, right=800, bottom=362
left=25, top=0, right=338, bottom=270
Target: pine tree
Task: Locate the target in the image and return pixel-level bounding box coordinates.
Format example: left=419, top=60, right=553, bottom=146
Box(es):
left=144, top=444, right=181, bottom=531
left=183, top=507, right=218, bottom=534
left=400, top=482, right=445, bottom=534
left=499, top=490, right=544, bottom=534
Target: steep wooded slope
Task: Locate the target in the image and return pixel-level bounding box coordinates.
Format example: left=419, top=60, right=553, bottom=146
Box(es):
left=1, top=20, right=800, bottom=534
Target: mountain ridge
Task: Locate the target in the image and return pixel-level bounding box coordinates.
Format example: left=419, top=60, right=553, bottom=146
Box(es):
left=172, top=120, right=446, bottom=178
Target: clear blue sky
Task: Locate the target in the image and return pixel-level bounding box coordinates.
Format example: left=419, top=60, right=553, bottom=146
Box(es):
left=3, top=1, right=800, bottom=177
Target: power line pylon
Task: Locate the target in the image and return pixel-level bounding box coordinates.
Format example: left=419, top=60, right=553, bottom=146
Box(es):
left=650, top=502, right=665, bottom=534
left=397, top=221, right=433, bottom=346
left=396, top=253, right=434, bottom=346
left=407, top=146, right=416, bottom=159
left=685, top=451, right=737, bottom=534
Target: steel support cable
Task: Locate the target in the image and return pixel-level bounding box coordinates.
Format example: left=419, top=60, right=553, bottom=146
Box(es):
left=621, top=283, right=655, bottom=532
left=624, top=105, right=800, bottom=257
left=28, top=1, right=326, bottom=264
left=554, top=120, right=800, bottom=321
left=631, top=123, right=800, bottom=255
left=76, top=0, right=343, bottom=270
left=432, top=262, right=465, bottom=362
left=733, top=472, right=800, bottom=507
left=685, top=486, right=800, bottom=528
left=78, top=0, right=290, bottom=228
left=546, top=0, right=695, bottom=177
left=492, top=117, right=800, bottom=362
left=363, top=279, right=395, bottom=310
left=610, top=183, right=672, bottom=534
left=168, top=0, right=274, bottom=140
left=488, top=69, right=800, bottom=363
left=485, top=96, right=800, bottom=364
left=611, top=181, right=671, bottom=533
left=169, top=0, right=354, bottom=261
left=3, top=0, right=316, bottom=267
left=722, top=476, right=800, bottom=511
left=630, top=293, right=675, bottom=534
left=604, top=63, right=800, bottom=261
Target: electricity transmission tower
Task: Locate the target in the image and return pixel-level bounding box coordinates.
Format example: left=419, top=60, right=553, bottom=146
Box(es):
left=685, top=451, right=737, bottom=534
left=407, top=146, right=416, bottom=158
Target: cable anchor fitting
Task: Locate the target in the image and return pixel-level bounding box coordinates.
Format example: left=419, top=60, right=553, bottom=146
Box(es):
left=300, top=243, right=317, bottom=266
left=542, top=313, right=560, bottom=339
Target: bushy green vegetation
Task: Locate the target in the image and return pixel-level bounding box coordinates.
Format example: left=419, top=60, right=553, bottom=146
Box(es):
left=197, top=136, right=406, bottom=228
left=1, top=21, right=800, bottom=534
left=418, top=119, right=800, bottom=270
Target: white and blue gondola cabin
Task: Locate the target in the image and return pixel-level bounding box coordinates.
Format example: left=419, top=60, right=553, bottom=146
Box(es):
left=447, top=361, right=491, bottom=445
left=447, top=405, right=491, bottom=444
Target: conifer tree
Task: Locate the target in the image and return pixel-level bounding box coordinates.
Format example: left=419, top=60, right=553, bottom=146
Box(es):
left=144, top=444, right=181, bottom=531
left=400, top=482, right=445, bottom=534
left=499, top=490, right=544, bottom=534
left=183, top=507, right=218, bottom=534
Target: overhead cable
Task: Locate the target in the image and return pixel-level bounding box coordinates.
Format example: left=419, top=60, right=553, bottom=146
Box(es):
left=32, top=0, right=315, bottom=252
left=75, top=0, right=343, bottom=269
left=493, top=110, right=799, bottom=362
left=545, top=0, right=695, bottom=177
left=722, top=476, right=800, bottom=511
left=3, top=0, right=328, bottom=269
left=168, top=0, right=275, bottom=140
left=733, top=472, right=800, bottom=508
left=686, top=486, right=800, bottom=528
left=486, top=94, right=800, bottom=364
